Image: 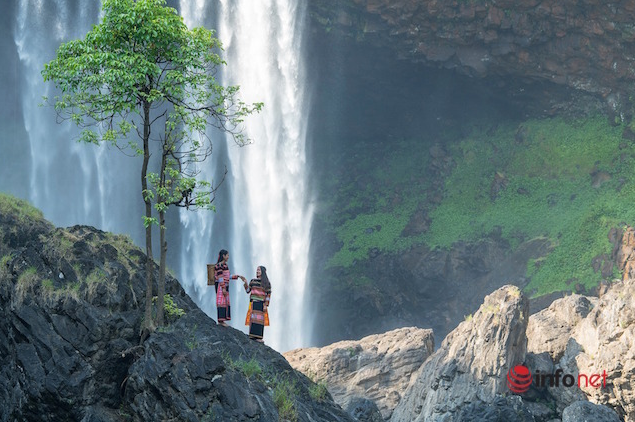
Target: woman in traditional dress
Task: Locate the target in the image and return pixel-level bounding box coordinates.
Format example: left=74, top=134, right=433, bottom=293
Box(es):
left=243, top=265, right=271, bottom=342
left=213, top=249, right=246, bottom=326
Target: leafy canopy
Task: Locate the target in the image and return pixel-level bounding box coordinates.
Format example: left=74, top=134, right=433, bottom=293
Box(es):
left=42, top=0, right=262, bottom=218
left=42, top=0, right=259, bottom=148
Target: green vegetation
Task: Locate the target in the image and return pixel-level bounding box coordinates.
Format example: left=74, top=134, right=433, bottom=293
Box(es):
left=325, top=114, right=635, bottom=297
left=86, top=268, right=108, bottom=284
left=309, top=380, right=329, bottom=402
left=41, top=279, right=55, bottom=291
left=273, top=376, right=299, bottom=422
left=0, top=193, right=45, bottom=225
left=152, top=294, right=186, bottom=324
left=164, top=294, right=186, bottom=320
left=222, top=353, right=264, bottom=379
left=220, top=352, right=302, bottom=420
left=235, top=358, right=263, bottom=379
left=17, top=267, right=38, bottom=286
left=0, top=254, right=11, bottom=279
left=426, top=116, right=632, bottom=295
left=323, top=139, right=431, bottom=268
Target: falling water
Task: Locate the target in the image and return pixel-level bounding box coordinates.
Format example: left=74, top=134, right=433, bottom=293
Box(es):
left=12, top=0, right=142, bottom=237
left=180, top=1, right=313, bottom=352
left=8, top=0, right=312, bottom=353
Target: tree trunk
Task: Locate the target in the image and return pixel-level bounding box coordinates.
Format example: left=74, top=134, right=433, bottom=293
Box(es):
left=158, top=209, right=166, bottom=326
left=157, top=147, right=167, bottom=327
left=142, top=101, right=154, bottom=332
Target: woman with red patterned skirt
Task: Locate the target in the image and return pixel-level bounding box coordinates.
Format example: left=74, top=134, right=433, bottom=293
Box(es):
left=213, top=249, right=246, bottom=326
left=243, top=265, right=271, bottom=342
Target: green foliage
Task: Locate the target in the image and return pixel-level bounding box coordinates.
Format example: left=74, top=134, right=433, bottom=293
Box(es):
left=42, top=0, right=262, bottom=329
left=0, top=254, right=11, bottom=279
left=86, top=268, right=108, bottom=284
left=235, top=358, right=263, bottom=379
left=185, top=324, right=198, bottom=350
left=273, top=376, right=298, bottom=422
left=221, top=352, right=263, bottom=379
left=309, top=380, right=329, bottom=402
left=423, top=115, right=633, bottom=296
left=42, top=0, right=262, bottom=217
left=164, top=294, right=185, bottom=319
left=153, top=294, right=186, bottom=323
left=324, top=113, right=635, bottom=298
left=0, top=193, right=45, bottom=225
left=17, top=267, right=38, bottom=286
left=324, top=139, right=430, bottom=268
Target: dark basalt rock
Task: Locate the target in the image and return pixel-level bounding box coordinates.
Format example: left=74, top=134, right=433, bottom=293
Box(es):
left=0, top=197, right=353, bottom=422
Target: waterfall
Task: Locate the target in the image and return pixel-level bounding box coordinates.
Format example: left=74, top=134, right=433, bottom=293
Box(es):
left=12, top=0, right=142, bottom=237
left=180, top=0, right=313, bottom=352
left=7, top=0, right=313, bottom=353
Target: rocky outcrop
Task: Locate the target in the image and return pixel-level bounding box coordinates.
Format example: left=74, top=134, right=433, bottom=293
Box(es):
left=0, top=195, right=353, bottom=422
left=614, top=225, right=635, bottom=281
left=526, top=279, right=635, bottom=421
left=390, top=285, right=529, bottom=422
left=284, top=327, right=434, bottom=420
left=310, top=0, right=635, bottom=110
left=563, top=279, right=635, bottom=421
left=526, top=294, right=597, bottom=361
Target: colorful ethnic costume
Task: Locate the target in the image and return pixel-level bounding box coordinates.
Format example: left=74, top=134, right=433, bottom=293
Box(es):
left=215, top=262, right=239, bottom=323
left=244, top=278, right=271, bottom=340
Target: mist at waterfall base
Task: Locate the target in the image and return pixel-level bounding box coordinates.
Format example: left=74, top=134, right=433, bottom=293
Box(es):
left=2, top=0, right=313, bottom=353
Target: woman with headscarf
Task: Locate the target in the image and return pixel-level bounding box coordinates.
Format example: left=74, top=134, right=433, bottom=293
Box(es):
left=213, top=249, right=245, bottom=326
left=243, top=265, right=271, bottom=342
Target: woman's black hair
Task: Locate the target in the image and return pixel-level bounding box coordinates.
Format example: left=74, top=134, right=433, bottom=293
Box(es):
left=259, top=266, right=271, bottom=291
left=217, top=249, right=228, bottom=264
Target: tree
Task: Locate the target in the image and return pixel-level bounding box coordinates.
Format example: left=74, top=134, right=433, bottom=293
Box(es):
left=42, top=0, right=261, bottom=330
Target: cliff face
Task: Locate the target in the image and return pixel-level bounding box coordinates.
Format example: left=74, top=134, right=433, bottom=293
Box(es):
left=0, top=194, right=353, bottom=422
left=311, top=0, right=635, bottom=112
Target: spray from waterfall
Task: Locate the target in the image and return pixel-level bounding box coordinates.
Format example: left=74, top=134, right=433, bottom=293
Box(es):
left=180, top=0, right=313, bottom=352
left=13, top=0, right=141, bottom=237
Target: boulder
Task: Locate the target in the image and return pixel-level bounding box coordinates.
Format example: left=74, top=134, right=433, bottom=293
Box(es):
left=568, top=278, right=635, bottom=421
left=561, top=400, right=621, bottom=422
left=526, top=294, right=597, bottom=361
left=284, top=327, right=434, bottom=420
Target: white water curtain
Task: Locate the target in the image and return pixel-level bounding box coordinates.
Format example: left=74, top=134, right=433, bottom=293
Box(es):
left=181, top=0, right=313, bottom=352
left=14, top=0, right=141, bottom=236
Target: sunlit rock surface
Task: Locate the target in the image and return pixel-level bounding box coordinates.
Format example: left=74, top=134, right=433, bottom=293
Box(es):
left=390, top=285, right=529, bottom=422
left=285, top=327, right=434, bottom=420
